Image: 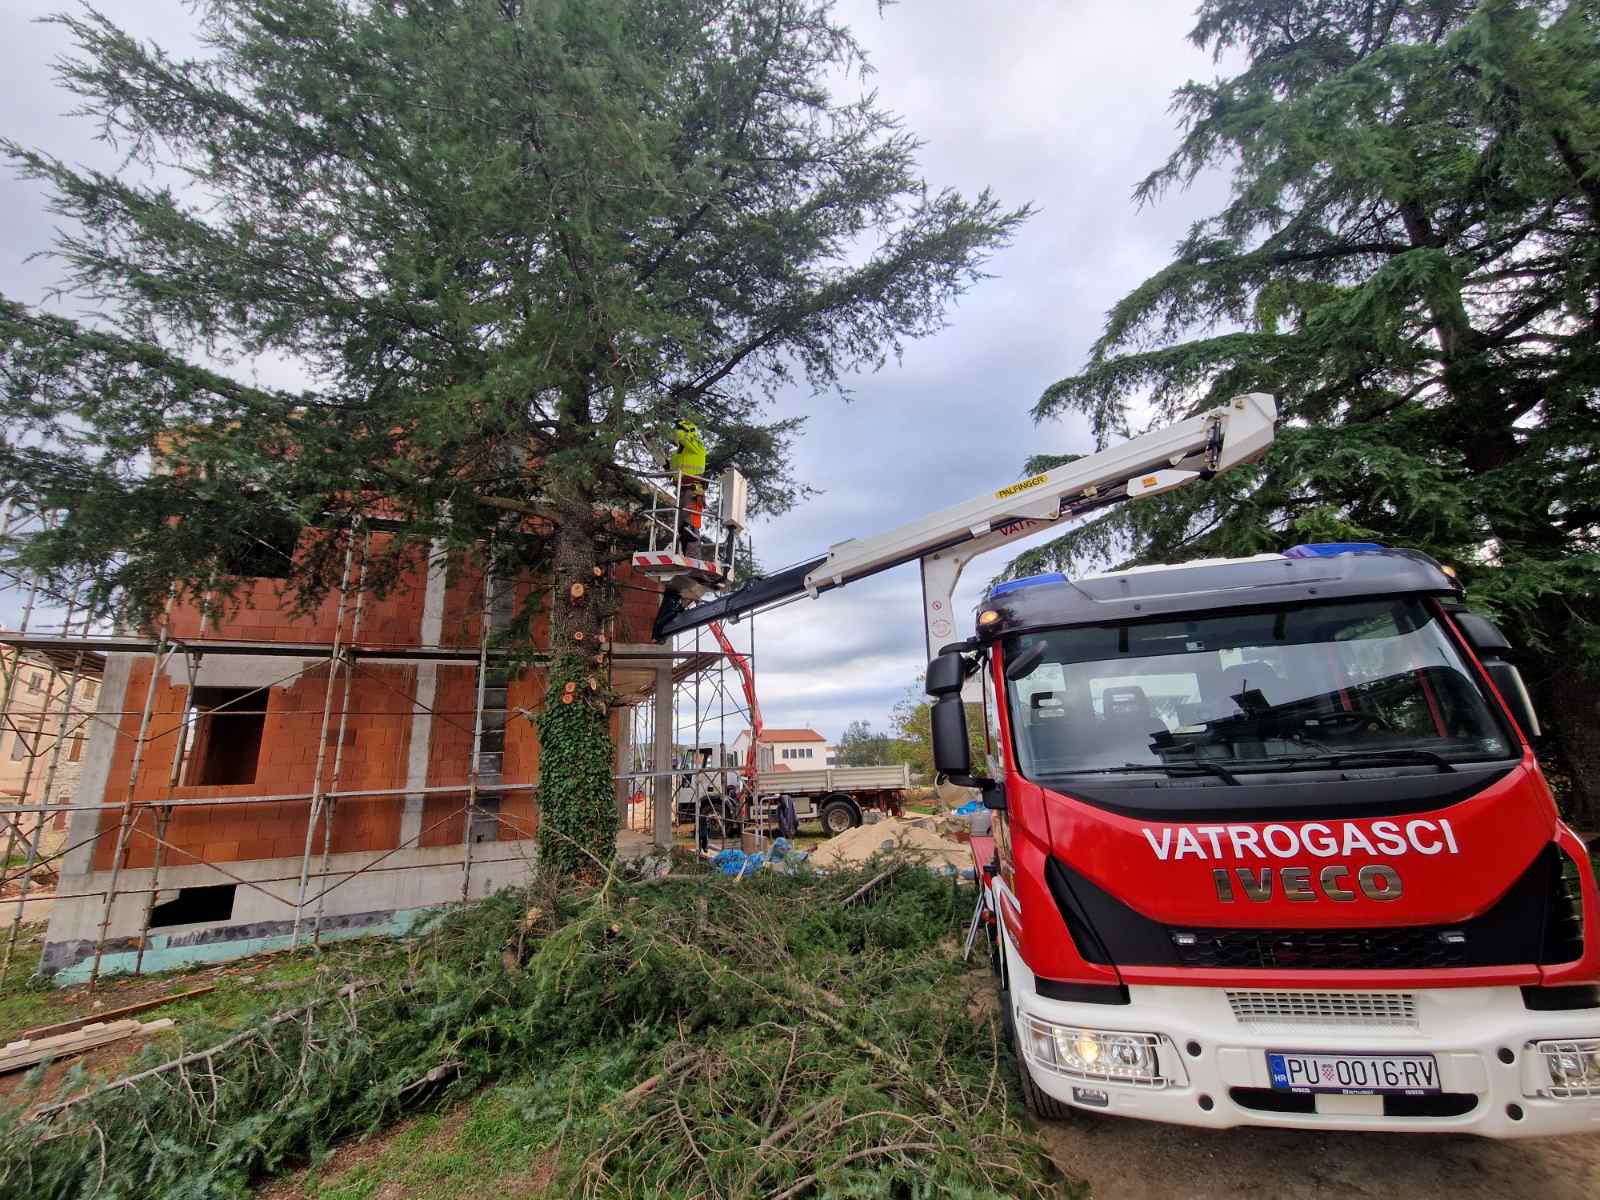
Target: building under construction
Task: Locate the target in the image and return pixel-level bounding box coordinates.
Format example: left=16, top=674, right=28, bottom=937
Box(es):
left=0, top=499, right=758, bottom=985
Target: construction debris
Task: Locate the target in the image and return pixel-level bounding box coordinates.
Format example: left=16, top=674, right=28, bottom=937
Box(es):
left=0, top=1018, right=174, bottom=1075
left=809, top=816, right=971, bottom=873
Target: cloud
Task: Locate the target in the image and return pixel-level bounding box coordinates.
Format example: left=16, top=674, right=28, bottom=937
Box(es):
left=0, top=0, right=1233, bottom=745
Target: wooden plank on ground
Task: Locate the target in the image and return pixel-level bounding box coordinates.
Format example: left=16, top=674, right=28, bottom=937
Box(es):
left=15, top=984, right=215, bottom=1043
left=0, top=1018, right=174, bottom=1074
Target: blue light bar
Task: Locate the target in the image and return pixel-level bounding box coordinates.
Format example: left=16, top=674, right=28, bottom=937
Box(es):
left=989, top=572, right=1066, bottom=598
left=1283, top=542, right=1385, bottom=558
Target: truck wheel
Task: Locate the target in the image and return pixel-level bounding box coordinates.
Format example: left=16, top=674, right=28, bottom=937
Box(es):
left=999, top=986, right=1072, bottom=1122
left=819, top=797, right=858, bottom=836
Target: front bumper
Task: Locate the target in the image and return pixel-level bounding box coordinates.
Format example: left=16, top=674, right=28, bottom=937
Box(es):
left=1005, top=945, right=1600, bottom=1137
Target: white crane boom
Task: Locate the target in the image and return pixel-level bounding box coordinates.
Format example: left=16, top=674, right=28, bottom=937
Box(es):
left=651, top=393, right=1278, bottom=651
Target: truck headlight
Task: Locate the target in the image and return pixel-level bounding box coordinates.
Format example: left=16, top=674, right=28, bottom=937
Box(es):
left=1022, top=1017, right=1181, bottom=1088
left=1533, top=1038, right=1600, bottom=1098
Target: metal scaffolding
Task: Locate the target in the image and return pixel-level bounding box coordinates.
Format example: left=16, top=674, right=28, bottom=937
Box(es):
left=0, top=506, right=725, bottom=988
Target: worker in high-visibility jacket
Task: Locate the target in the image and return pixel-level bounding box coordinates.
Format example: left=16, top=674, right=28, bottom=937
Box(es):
left=667, top=417, right=708, bottom=556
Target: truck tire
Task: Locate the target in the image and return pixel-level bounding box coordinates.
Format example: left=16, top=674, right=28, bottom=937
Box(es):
left=818, top=796, right=859, bottom=836
left=998, top=985, right=1072, bottom=1122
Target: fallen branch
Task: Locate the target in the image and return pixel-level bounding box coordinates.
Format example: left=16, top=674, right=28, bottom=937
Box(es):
left=398, top=1060, right=461, bottom=1096
left=842, top=863, right=902, bottom=906
left=614, top=1052, right=698, bottom=1108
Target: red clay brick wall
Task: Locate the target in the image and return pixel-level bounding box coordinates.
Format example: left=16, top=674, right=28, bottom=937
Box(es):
left=89, top=660, right=421, bottom=870
left=91, top=536, right=658, bottom=868
left=165, top=533, right=430, bottom=647
left=497, top=668, right=543, bottom=842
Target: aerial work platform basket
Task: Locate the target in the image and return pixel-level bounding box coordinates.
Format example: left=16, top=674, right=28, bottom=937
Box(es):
left=633, top=466, right=749, bottom=599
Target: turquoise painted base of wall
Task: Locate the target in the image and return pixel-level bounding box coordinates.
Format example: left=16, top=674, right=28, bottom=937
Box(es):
left=50, top=906, right=445, bottom=986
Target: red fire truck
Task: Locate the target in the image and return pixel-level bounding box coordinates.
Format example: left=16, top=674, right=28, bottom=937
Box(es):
left=643, top=392, right=1599, bottom=1135
left=928, top=546, right=1598, bottom=1136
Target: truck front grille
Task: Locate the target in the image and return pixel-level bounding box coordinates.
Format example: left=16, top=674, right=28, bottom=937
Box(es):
left=1227, top=989, right=1418, bottom=1029
left=1173, top=927, right=1467, bottom=971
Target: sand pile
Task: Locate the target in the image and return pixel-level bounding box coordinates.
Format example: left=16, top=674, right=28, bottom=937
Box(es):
left=809, top=816, right=971, bottom=872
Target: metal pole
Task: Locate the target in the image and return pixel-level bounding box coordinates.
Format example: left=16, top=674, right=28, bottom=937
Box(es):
left=0, top=662, right=54, bottom=982
left=1, top=648, right=87, bottom=982
left=313, top=523, right=369, bottom=946
left=132, top=649, right=198, bottom=976
left=0, top=504, right=44, bottom=901
left=290, top=532, right=356, bottom=949
left=87, top=625, right=172, bottom=989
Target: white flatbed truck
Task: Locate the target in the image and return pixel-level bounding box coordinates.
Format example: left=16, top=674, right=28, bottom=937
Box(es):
left=676, top=762, right=911, bottom=836
left=752, top=763, right=912, bottom=835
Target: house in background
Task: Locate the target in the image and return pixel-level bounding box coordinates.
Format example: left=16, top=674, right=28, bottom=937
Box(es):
left=36, top=529, right=675, bottom=983
left=730, top=726, right=827, bottom=772
left=0, top=638, right=104, bottom=860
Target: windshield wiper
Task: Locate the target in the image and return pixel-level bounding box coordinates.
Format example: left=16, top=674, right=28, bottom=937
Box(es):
left=1052, top=763, right=1240, bottom=786
left=1241, top=749, right=1457, bottom=774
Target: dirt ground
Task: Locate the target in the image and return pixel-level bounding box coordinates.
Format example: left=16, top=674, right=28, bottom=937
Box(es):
left=1034, top=1113, right=1600, bottom=1199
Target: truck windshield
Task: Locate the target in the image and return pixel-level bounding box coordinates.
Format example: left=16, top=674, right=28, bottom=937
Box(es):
left=1003, top=598, right=1515, bottom=781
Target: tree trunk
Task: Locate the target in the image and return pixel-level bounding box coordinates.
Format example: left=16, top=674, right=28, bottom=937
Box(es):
left=1530, top=655, right=1600, bottom=831
left=534, top=495, right=620, bottom=878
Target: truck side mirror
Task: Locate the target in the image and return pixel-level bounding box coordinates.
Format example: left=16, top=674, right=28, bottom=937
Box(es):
left=932, top=695, right=971, bottom=776
left=1453, top=611, right=1541, bottom=740
left=926, top=650, right=966, bottom=697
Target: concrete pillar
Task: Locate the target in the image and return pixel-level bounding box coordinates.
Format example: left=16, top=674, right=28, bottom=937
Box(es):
left=614, top=705, right=633, bottom=826
left=401, top=541, right=449, bottom=847
left=57, top=653, right=132, bottom=879
left=652, top=665, right=673, bottom=849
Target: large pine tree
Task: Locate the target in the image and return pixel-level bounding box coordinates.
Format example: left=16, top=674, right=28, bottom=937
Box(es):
left=0, top=0, right=1026, bottom=873
left=1022, top=0, right=1600, bottom=819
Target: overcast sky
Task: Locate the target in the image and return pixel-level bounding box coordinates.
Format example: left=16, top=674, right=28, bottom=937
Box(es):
left=0, top=0, right=1232, bottom=746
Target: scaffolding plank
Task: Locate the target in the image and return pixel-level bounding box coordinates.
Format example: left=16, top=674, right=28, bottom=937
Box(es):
left=16, top=985, right=215, bottom=1042
left=0, top=1018, right=174, bottom=1074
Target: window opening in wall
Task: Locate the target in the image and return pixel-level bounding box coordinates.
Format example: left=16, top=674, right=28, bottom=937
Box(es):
left=69, top=734, right=84, bottom=762
left=26, top=672, right=42, bottom=694
left=9, top=733, right=27, bottom=761
left=219, top=507, right=302, bottom=580
left=184, top=686, right=268, bottom=786
left=469, top=797, right=501, bottom=843
left=149, top=884, right=236, bottom=928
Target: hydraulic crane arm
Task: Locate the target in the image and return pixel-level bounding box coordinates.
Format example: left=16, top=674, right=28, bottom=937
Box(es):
left=706, top=619, right=762, bottom=787
left=656, top=393, right=1277, bottom=655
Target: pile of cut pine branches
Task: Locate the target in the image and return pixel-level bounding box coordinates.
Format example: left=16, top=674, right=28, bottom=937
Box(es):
left=0, top=863, right=1066, bottom=1199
